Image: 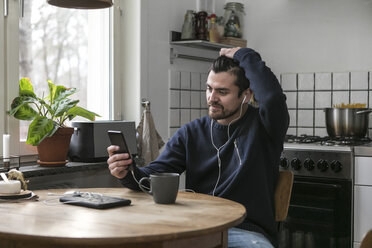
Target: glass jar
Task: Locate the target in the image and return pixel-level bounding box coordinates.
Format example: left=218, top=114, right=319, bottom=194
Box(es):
left=223, top=2, right=245, bottom=38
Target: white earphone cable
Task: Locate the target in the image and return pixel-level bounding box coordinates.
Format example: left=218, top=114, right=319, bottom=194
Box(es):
left=210, top=95, right=246, bottom=196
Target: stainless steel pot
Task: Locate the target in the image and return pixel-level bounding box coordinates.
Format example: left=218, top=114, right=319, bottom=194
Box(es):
left=324, top=108, right=372, bottom=137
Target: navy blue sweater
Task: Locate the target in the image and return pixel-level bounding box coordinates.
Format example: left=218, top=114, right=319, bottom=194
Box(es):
left=121, top=48, right=289, bottom=247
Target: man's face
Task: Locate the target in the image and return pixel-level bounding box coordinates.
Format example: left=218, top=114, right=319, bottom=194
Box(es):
left=206, top=70, right=248, bottom=125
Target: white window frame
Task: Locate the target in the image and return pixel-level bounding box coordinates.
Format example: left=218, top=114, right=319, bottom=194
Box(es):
left=1, top=0, right=21, bottom=156
left=0, top=0, right=126, bottom=158
left=0, top=1, right=5, bottom=143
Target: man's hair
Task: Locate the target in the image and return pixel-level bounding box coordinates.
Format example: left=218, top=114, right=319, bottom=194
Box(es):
left=209, top=55, right=250, bottom=97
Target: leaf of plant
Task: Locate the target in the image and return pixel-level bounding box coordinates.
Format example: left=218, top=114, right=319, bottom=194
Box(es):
left=12, top=104, right=38, bottom=120
left=47, top=80, right=77, bottom=102
left=53, top=98, right=79, bottom=117
left=47, top=80, right=57, bottom=105
left=47, top=122, right=60, bottom=137
left=8, top=96, right=38, bottom=120
left=19, top=78, right=36, bottom=97
left=54, top=85, right=76, bottom=101
left=10, top=96, right=36, bottom=111
left=67, top=106, right=100, bottom=121
left=38, top=97, right=54, bottom=116
left=26, top=116, right=55, bottom=146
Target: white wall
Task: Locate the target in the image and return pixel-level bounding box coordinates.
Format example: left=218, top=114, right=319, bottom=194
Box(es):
left=139, top=0, right=372, bottom=141
left=245, top=0, right=372, bottom=74
left=117, top=1, right=142, bottom=123
left=140, top=0, right=204, bottom=140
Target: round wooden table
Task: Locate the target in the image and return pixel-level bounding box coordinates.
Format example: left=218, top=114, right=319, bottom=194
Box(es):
left=0, top=188, right=246, bottom=248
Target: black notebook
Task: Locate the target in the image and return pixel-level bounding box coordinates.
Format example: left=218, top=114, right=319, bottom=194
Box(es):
left=59, top=193, right=131, bottom=209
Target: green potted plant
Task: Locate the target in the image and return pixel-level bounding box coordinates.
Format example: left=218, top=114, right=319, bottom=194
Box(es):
left=8, top=77, right=100, bottom=166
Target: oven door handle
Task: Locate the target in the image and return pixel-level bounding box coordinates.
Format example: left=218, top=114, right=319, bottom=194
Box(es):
left=293, top=181, right=341, bottom=189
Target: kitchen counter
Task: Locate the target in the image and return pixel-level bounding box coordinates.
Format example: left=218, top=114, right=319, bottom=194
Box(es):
left=354, top=143, right=372, bottom=157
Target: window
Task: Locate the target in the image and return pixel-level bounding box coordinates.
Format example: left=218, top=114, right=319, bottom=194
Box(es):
left=0, top=1, right=116, bottom=156
left=1, top=1, right=132, bottom=158
left=19, top=1, right=111, bottom=143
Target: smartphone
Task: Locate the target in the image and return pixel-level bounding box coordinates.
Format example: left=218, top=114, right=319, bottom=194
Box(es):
left=107, top=130, right=135, bottom=171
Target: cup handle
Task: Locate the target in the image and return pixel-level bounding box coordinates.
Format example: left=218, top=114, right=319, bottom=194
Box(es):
left=138, top=177, right=152, bottom=195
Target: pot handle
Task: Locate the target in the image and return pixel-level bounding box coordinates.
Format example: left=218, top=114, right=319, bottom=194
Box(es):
left=73, top=127, right=80, bottom=135
left=355, top=109, right=372, bottom=115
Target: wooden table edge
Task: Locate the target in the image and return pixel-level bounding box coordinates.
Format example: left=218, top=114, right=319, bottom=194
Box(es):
left=0, top=188, right=247, bottom=247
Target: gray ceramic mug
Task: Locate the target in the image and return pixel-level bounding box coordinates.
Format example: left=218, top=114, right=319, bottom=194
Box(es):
left=138, top=173, right=180, bottom=204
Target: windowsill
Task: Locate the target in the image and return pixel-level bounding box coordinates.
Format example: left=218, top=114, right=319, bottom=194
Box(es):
left=19, top=161, right=108, bottom=178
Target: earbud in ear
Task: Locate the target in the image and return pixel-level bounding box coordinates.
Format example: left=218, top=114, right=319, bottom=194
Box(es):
left=242, top=95, right=247, bottom=104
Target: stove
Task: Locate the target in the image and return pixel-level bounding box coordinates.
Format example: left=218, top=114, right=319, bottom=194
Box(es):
left=285, top=134, right=371, bottom=147
left=278, top=135, right=371, bottom=248
left=282, top=135, right=372, bottom=179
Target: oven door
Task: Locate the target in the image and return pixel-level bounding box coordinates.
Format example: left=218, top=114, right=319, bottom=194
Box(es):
left=279, top=176, right=352, bottom=248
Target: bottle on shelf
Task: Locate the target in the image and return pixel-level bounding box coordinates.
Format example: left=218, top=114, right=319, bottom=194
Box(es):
left=208, top=14, right=220, bottom=43
left=181, top=10, right=196, bottom=40
left=195, top=11, right=208, bottom=40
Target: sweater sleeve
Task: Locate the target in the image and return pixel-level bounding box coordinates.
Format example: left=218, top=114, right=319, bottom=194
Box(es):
left=233, top=48, right=289, bottom=143
left=119, top=127, right=188, bottom=190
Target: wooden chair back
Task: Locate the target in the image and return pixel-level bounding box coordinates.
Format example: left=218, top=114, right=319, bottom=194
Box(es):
left=275, top=170, right=294, bottom=222
left=361, top=230, right=372, bottom=248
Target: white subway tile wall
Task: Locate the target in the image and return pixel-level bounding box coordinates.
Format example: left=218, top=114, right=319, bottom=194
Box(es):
left=281, top=71, right=372, bottom=137
left=298, top=92, right=314, bottom=108
left=169, top=109, right=180, bottom=127
left=169, top=70, right=372, bottom=138
left=314, top=110, right=325, bottom=127
left=181, top=91, right=191, bottom=108
left=281, top=74, right=297, bottom=91
left=351, top=71, right=368, bottom=90
left=298, top=110, right=313, bottom=126
left=315, top=73, right=332, bottom=90
left=169, top=70, right=208, bottom=138
left=190, top=91, right=201, bottom=108
left=351, top=91, right=368, bottom=105
left=333, top=72, right=350, bottom=90
left=169, top=90, right=180, bottom=108
left=180, top=109, right=191, bottom=126
left=191, top=72, right=201, bottom=90
left=333, top=91, right=349, bottom=105
left=298, top=73, right=314, bottom=90
left=180, top=71, right=191, bottom=89
left=288, top=110, right=297, bottom=128
left=315, top=92, right=331, bottom=108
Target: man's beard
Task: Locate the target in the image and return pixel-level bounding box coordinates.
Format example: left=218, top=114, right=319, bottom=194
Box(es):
left=208, top=103, right=241, bottom=121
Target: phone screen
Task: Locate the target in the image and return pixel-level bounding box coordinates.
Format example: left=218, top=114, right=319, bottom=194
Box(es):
left=107, top=130, right=134, bottom=171
left=108, top=130, right=130, bottom=155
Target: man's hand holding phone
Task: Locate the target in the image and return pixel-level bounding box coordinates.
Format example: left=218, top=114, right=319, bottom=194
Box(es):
left=107, top=145, right=133, bottom=179
left=107, top=130, right=135, bottom=179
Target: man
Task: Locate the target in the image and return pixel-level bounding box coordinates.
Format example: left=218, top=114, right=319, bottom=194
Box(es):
left=107, top=47, right=289, bottom=248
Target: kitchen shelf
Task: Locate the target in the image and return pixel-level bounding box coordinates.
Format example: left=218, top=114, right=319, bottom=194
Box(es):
left=170, top=39, right=233, bottom=50
left=170, top=31, right=233, bottom=51
left=169, top=31, right=234, bottom=63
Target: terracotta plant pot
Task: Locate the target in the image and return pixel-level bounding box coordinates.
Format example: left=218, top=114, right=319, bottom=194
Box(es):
left=37, top=127, right=74, bottom=166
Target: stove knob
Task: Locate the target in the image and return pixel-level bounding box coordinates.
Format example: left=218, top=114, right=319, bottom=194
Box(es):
left=291, top=158, right=302, bottom=170
left=280, top=157, right=289, bottom=169
left=317, top=159, right=329, bottom=172
left=330, top=160, right=342, bottom=173
left=304, top=158, right=315, bottom=171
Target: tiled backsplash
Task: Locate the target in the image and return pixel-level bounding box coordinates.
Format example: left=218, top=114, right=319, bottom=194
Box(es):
left=168, top=70, right=372, bottom=139
left=281, top=71, right=372, bottom=137
left=168, top=70, right=209, bottom=138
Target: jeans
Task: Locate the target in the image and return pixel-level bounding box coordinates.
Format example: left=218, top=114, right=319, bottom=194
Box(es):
left=228, top=228, right=274, bottom=248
